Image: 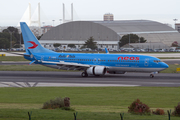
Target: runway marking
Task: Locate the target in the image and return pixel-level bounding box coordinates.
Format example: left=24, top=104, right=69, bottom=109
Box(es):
left=13, top=82, right=26, bottom=87
left=0, top=82, right=139, bottom=87
left=0, top=82, right=18, bottom=87
left=152, top=82, right=180, bottom=85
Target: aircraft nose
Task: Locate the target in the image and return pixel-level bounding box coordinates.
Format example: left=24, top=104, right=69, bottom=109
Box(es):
left=161, top=62, right=169, bottom=68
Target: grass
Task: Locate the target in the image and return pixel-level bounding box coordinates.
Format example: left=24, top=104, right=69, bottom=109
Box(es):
left=0, top=109, right=180, bottom=120
left=0, top=56, right=27, bottom=61
left=0, top=87, right=180, bottom=120
left=0, top=65, right=61, bottom=71
left=160, top=64, right=180, bottom=73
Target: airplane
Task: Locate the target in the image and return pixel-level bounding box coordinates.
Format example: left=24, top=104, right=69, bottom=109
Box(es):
left=20, top=22, right=169, bottom=78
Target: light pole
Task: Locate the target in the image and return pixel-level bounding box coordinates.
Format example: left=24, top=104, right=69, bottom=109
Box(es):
left=173, top=19, right=178, bottom=24
left=173, top=19, right=178, bottom=28
left=59, top=19, right=62, bottom=24
left=129, top=34, right=130, bottom=48
left=139, top=37, right=140, bottom=43
left=52, top=20, right=55, bottom=26
left=42, top=22, right=45, bottom=26
left=20, top=33, right=21, bottom=49
left=7, top=29, right=13, bottom=51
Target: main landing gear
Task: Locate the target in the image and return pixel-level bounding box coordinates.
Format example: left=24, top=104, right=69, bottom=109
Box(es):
left=81, top=71, right=88, bottom=77
left=150, top=72, right=158, bottom=78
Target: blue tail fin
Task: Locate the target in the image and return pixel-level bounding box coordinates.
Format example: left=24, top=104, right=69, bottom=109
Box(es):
left=105, top=48, right=109, bottom=54
left=20, top=22, right=55, bottom=54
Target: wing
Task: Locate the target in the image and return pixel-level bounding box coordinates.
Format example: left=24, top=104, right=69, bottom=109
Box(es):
left=42, top=61, right=91, bottom=71
left=5, top=52, right=30, bottom=57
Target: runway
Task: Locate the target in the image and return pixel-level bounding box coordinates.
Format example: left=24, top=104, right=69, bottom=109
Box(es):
left=0, top=71, right=180, bottom=87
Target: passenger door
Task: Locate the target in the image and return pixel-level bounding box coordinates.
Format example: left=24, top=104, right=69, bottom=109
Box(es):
left=144, top=58, right=149, bottom=66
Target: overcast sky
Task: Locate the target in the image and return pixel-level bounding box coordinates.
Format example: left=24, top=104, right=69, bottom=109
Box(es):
left=0, top=0, right=180, bottom=27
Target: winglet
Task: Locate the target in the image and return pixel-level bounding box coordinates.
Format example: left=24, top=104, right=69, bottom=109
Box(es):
left=105, top=48, right=109, bottom=54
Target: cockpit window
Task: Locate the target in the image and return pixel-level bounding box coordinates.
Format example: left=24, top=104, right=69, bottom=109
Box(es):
left=154, top=60, right=162, bottom=63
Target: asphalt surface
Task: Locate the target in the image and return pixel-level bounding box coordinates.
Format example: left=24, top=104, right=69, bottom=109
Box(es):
left=0, top=71, right=180, bottom=87
left=162, top=59, right=180, bottom=65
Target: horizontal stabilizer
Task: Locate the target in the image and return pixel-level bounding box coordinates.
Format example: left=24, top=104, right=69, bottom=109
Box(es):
left=29, top=60, right=36, bottom=65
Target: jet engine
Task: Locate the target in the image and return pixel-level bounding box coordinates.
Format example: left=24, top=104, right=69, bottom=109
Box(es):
left=86, top=66, right=106, bottom=76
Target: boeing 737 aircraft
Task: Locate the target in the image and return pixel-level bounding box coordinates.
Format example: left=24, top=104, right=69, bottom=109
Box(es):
left=20, top=22, right=169, bottom=78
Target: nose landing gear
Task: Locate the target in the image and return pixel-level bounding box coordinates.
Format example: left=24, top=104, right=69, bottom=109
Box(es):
left=150, top=74, right=154, bottom=78
left=150, top=72, right=158, bottom=78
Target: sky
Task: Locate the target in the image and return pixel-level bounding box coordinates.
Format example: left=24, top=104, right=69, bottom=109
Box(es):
left=0, top=0, right=180, bottom=28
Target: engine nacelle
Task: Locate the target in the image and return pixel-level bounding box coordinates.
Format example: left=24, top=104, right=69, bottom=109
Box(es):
left=86, top=66, right=106, bottom=76
left=108, top=71, right=126, bottom=74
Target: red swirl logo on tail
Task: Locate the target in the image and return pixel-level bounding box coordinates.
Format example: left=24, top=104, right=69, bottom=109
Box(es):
left=27, top=41, right=38, bottom=49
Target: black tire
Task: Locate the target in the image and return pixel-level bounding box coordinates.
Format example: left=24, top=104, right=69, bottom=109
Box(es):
left=81, top=72, right=88, bottom=77
left=150, top=74, right=154, bottom=78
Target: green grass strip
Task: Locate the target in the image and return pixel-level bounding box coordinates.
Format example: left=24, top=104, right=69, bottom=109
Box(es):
left=0, top=65, right=61, bottom=71
left=0, top=87, right=179, bottom=120
left=0, top=87, right=179, bottom=108
left=0, top=56, right=27, bottom=61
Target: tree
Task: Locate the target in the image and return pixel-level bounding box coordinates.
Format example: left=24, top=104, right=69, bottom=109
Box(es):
left=0, top=32, right=10, bottom=49
left=2, top=27, right=21, bottom=48
left=3, top=27, right=19, bottom=43
left=0, top=38, right=10, bottom=49
left=68, top=44, right=76, bottom=48
left=83, top=36, right=97, bottom=50
left=171, top=41, right=178, bottom=47
left=119, top=34, right=146, bottom=47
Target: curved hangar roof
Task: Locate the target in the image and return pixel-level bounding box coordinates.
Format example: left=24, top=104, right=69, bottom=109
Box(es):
left=40, top=20, right=180, bottom=46
left=40, top=21, right=119, bottom=42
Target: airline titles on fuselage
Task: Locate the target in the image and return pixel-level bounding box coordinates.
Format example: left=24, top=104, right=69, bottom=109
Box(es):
left=58, top=54, right=75, bottom=58
left=117, top=56, right=140, bottom=61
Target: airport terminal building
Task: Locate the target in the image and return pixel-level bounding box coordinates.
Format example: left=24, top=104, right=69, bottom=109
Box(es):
left=40, top=20, right=180, bottom=50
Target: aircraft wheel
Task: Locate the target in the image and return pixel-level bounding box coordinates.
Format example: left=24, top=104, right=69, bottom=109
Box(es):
left=81, top=72, right=88, bottom=77
left=150, top=74, right=154, bottom=78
